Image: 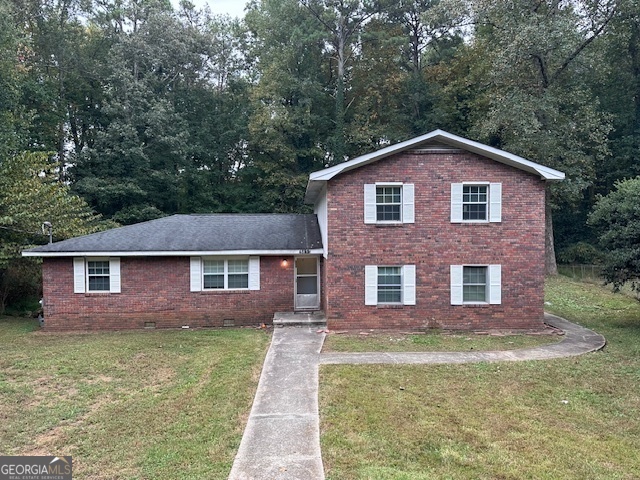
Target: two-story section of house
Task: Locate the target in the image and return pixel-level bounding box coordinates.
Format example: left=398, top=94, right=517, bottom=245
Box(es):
left=305, top=129, right=564, bottom=330
left=23, top=129, right=563, bottom=331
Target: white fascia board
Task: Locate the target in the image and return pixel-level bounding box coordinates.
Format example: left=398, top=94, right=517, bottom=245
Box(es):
left=307, top=129, right=565, bottom=182
left=308, top=131, right=445, bottom=181
left=436, top=132, right=565, bottom=180
left=22, top=249, right=324, bottom=258
left=304, top=179, right=326, bottom=204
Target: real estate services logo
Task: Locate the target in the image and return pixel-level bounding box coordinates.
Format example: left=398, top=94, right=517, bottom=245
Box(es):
left=0, top=456, right=72, bottom=480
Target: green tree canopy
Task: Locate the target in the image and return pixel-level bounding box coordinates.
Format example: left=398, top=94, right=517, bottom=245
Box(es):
left=0, top=152, right=111, bottom=265
left=588, top=176, right=640, bottom=294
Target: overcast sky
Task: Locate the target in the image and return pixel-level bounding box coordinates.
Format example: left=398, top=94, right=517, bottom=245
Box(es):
left=173, top=0, right=249, bottom=18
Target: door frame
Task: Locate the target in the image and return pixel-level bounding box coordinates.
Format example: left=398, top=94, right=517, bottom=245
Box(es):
left=294, top=255, right=320, bottom=311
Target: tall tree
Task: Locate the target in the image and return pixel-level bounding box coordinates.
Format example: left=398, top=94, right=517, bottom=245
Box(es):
left=590, top=0, right=640, bottom=193
left=245, top=0, right=332, bottom=212
left=387, top=0, right=464, bottom=134
left=301, top=0, right=381, bottom=163
left=461, top=0, right=617, bottom=274
left=0, top=0, right=28, bottom=159
left=10, top=0, right=108, bottom=176
left=174, top=14, right=254, bottom=213
left=72, top=0, right=192, bottom=223
left=0, top=152, right=111, bottom=311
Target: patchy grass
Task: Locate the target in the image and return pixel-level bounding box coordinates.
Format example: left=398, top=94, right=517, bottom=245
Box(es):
left=320, top=275, right=640, bottom=479
left=323, top=331, right=559, bottom=353
left=0, top=318, right=270, bottom=479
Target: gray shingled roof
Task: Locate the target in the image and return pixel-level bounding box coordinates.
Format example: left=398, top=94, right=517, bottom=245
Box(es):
left=24, top=214, right=323, bottom=254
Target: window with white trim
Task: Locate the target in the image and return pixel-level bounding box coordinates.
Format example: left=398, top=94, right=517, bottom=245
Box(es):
left=365, top=264, right=416, bottom=306
left=73, top=257, right=121, bottom=294
left=377, top=266, right=402, bottom=303
left=202, top=259, right=249, bottom=290
left=463, top=185, right=488, bottom=221
left=451, top=183, right=502, bottom=223
left=190, top=256, right=260, bottom=292
left=88, top=260, right=110, bottom=292
left=463, top=266, right=487, bottom=302
left=364, top=183, right=415, bottom=224
left=376, top=186, right=402, bottom=222
left=450, top=264, right=501, bottom=305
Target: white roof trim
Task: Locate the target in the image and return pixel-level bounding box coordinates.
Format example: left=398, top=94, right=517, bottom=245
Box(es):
left=22, top=249, right=324, bottom=258
left=308, top=129, right=564, bottom=188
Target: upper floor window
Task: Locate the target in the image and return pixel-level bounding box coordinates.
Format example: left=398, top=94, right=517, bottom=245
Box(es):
left=463, top=185, right=488, bottom=221
left=376, top=186, right=401, bottom=222
left=451, top=183, right=502, bottom=223
left=364, top=183, right=415, bottom=224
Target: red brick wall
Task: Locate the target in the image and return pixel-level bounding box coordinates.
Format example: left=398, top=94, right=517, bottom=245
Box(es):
left=324, top=149, right=547, bottom=330
left=42, top=256, right=296, bottom=331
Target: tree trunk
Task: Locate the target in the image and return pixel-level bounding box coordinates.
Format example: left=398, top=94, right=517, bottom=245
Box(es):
left=545, top=186, right=558, bottom=275
left=333, top=20, right=346, bottom=164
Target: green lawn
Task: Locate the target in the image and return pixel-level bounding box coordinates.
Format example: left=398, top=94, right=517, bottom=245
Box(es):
left=0, top=320, right=270, bottom=479
left=323, top=330, right=560, bottom=353
left=320, top=275, right=640, bottom=479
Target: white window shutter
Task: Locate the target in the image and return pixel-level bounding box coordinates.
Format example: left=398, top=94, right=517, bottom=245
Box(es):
left=402, top=184, right=415, bottom=224
left=364, top=184, right=376, bottom=224
left=490, top=183, right=502, bottom=222
left=73, top=257, right=86, bottom=294
left=249, top=256, right=260, bottom=290
left=489, top=264, right=502, bottom=304
left=450, top=265, right=463, bottom=305
left=403, top=265, right=416, bottom=305
left=109, top=258, right=121, bottom=293
left=190, top=257, right=202, bottom=292
left=365, top=265, right=377, bottom=306
left=451, top=183, right=463, bottom=223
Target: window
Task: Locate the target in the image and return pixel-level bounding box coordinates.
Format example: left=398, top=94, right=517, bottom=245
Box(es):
left=364, top=183, right=415, bottom=224
left=228, top=260, right=249, bottom=289
left=463, top=266, right=487, bottom=302
left=377, top=266, right=402, bottom=303
left=451, top=183, right=502, bottom=223
left=203, top=260, right=225, bottom=289
left=203, top=259, right=249, bottom=290
left=73, top=257, right=121, bottom=294
left=88, top=260, right=110, bottom=292
left=365, top=265, right=416, bottom=306
left=190, top=256, right=260, bottom=292
left=450, top=264, right=501, bottom=305
left=376, top=186, right=401, bottom=221
left=463, top=185, right=487, bottom=221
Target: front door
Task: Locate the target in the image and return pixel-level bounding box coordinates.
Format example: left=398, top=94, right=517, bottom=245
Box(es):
left=294, top=256, right=320, bottom=310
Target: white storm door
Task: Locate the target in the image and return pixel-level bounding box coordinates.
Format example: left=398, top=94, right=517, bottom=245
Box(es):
left=295, top=257, right=320, bottom=310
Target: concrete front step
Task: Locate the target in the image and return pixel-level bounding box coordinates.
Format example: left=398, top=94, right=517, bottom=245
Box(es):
left=273, top=311, right=327, bottom=327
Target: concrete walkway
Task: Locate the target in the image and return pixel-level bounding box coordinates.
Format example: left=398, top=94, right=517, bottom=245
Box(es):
left=320, top=313, right=606, bottom=365
left=228, top=326, right=326, bottom=480
left=229, top=314, right=605, bottom=479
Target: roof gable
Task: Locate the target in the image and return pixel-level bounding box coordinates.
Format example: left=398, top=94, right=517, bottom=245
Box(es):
left=305, top=129, right=565, bottom=204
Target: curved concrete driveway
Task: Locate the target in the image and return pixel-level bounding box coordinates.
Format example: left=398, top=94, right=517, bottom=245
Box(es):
left=229, top=313, right=605, bottom=480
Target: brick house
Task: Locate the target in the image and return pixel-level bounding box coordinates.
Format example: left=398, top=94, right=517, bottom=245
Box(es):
left=23, top=130, right=564, bottom=331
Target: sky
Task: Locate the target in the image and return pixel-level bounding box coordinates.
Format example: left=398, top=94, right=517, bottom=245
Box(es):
left=173, top=0, right=249, bottom=18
